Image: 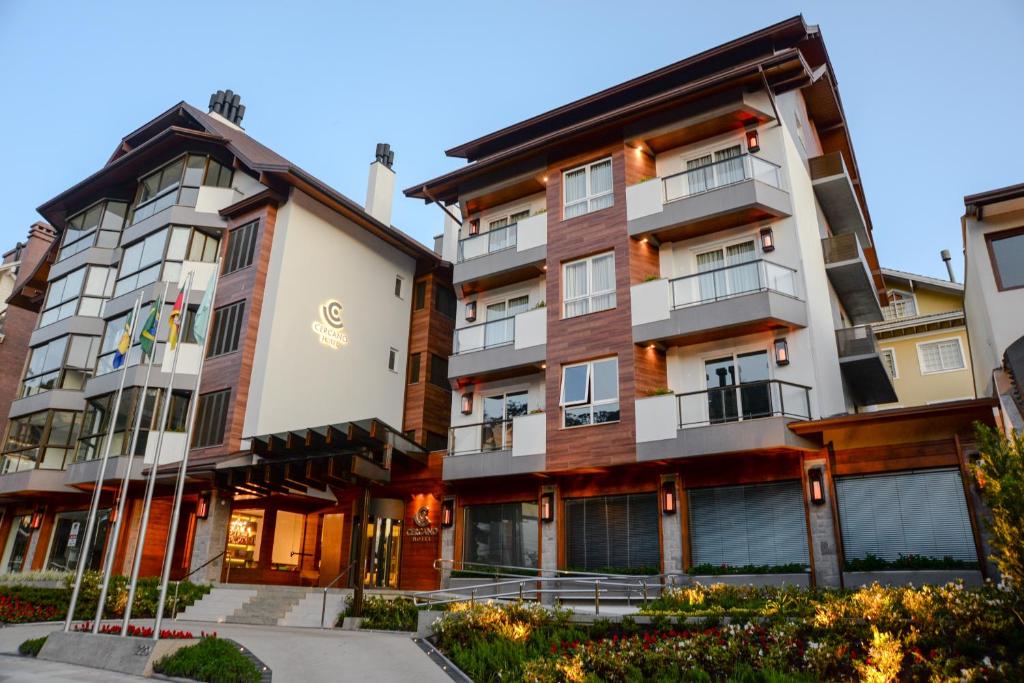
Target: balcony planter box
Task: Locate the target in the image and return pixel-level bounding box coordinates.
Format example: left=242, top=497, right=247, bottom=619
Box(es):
left=843, top=569, right=984, bottom=588
left=688, top=573, right=810, bottom=588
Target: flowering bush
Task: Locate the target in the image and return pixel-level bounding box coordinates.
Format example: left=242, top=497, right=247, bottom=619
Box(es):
left=71, top=621, right=212, bottom=639
left=972, top=424, right=1024, bottom=592
left=0, top=592, right=62, bottom=623
left=338, top=595, right=419, bottom=631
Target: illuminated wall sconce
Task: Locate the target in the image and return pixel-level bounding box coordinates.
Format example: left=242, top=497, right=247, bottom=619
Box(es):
left=465, top=301, right=477, bottom=323
left=196, top=493, right=211, bottom=520
left=30, top=509, right=44, bottom=530
left=461, top=392, right=474, bottom=414
left=109, top=506, right=119, bottom=524
left=441, top=498, right=455, bottom=528
left=759, top=226, right=775, bottom=252
left=540, top=491, right=555, bottom=523
left=774, top=338, right=790, bottom=366
left=746, top=127, right=760, bottom=153
left=661, top=480, right=678, bottom=514
left=808, top=467, right=826, bottom=506
left=468, top=219, right=480, bottom=236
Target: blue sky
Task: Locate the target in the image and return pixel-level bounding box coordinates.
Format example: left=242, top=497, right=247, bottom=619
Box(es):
left=1, top=0, right=1021, bottom=281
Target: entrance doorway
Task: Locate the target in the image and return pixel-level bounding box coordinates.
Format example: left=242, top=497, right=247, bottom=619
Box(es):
left=351, top=498, right=404, bottom=588
left=318, top=513, right=345, bottom=586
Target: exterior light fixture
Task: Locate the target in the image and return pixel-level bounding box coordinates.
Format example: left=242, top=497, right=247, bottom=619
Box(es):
left=759, top=226, right=775, bottom=252
left=441, top=498, right=455, bottom=528
left=540, top=491, right=555, bottom=523
left=196, top=493, right=211, bottom=520
left=465, top=301, right=477, bottom=323
left=461, top=392, right=474, bottom=415
left=109, top=506, right=118, bottom=524
left=661, top=480, right=677, bottom=514
left=468, top=219, right=480, bottom=236
left=808, top=467, right=826, bottom=506
left=774, top=338, right=790, bottom=366
left=746, top=128, right=760, bottom=153
left=30, top=509, right=44, bottom=530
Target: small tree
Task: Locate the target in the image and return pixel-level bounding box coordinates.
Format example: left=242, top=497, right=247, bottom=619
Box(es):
left=972, top=424, right=1024, bottom=591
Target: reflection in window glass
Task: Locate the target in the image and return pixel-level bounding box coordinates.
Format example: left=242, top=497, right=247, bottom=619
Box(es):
left=991, top=231, right=1024, bottom=290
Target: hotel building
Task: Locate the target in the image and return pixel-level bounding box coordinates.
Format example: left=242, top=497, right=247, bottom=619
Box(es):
left=408, top=16, right=993, bottom=588
left=0, top=93, right=455, bottom=591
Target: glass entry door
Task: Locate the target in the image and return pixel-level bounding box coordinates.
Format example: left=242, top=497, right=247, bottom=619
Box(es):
left=353, top=501, right=404, bottom=589
left=705, top=351, right=771, bottom=424
left=481, top=391, right=528, bottom=451
left=1, top=515, right=33, bottom=573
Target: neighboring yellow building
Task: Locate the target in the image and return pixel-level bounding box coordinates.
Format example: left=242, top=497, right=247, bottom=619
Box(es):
left=871, top=268, right=975, bottom=408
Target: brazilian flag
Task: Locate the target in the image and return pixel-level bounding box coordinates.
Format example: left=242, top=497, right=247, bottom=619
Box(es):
left=138, top=303, right=160, bottom=358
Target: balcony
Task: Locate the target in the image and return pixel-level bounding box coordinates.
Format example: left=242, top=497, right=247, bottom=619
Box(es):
left=835, top=326, right=898, bottom=405
left=635, top=380, right=817, bottom=460
left=809, top=152, right=869, bottom=247
left=627, top=154, right=791, bottom=243
left=443, top=413, right=546, bottom=480
left=822, top=233, right=882, bottom=324
left=453, top=213, right=547, bottom=294
left=449, top=308, right=546, bottom=382
left=631, top=260, right=806, bottom=346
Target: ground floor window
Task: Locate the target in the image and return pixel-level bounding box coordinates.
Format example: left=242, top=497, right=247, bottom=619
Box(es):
left=565, top=493, right=659, bottom=572
left=1, top=515, right=33, bottom=573
left=45, top=509, right=110, bottom=572
left=270, top=510, right=304, bottom=570
left=688, top=481, right=809, bottom=570
left=226, top=510, right=263, bottom=569
left=835, top=468, right=977, bottom=564
left=463, top=502, right=539, bottom=569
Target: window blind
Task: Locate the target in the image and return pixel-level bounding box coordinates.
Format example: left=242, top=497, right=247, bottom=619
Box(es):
left=565, top=493, right=659, bottom=572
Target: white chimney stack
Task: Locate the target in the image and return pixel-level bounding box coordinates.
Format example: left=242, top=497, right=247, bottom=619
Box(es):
left=365, top=143, right=395, bottom=226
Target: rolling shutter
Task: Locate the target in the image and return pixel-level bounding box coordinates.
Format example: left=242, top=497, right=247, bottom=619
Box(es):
left=835, top=468, right=976, bottom=562
left=565, top=493, right=659, bottom=572
left=688, top=481, right=809, bottom=568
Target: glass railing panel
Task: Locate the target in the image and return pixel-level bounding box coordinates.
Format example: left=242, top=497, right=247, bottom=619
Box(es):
left=663, top=154, right=782, bottom=203
left=454, top=317, right=516, bottom=354
left=457, top=224, right=518, bottom=263
left=449, top=419, right=513, bottom=455
left=676, top=379, right=811, bottom=428
left=670, top=260, right=798, bottom=308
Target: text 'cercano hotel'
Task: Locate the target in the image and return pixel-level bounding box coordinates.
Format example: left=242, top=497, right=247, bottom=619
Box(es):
left=408, top=17, right=995, bottom=588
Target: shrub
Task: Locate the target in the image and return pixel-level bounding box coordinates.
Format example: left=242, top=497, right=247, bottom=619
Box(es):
left=688, top=562, right=809, bottom=576
left=843, top=553, right=977, bottom=572
left=153, top=637, right=261, bottom=683
left=972, top=423, right=1024, bottom=591
left=338, top=595, right=418, bottom=631
left=18, top=636, right=46, bottom=657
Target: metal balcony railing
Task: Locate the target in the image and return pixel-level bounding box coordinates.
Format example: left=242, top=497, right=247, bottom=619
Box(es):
left=835, top=325, right=881, bottom=358
left=457, top=223, right=517, bottom=263
left=662, top=153, right=782, bottom=203
left=670, top=259, right=799, bottom=309
left=453, top=316, right=516, bottom=354
left=676, top=379, right=811, bottom=428
left=449, top=419, right=515, bottom=455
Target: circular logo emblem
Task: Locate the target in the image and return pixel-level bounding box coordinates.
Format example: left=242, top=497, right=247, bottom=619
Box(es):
left=413, top=506, right=431, bottom=528
left=321, top=300, right=345, bottom=329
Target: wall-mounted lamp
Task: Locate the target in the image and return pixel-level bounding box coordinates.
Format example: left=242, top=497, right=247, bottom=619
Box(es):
left=109, top=506, right=119, bottom=525
left=461, top=392, right=474, bottom=415
left=540, top=491, right=555, bottom=523
left=468, top=219, right=480, bottom=236
left=774, top=338, right=790, bottom=366
left=196, top=492, right=211, bottom=520
left=30, top=509, right=44, bottom=530
left=661, top=480, right=678, bottom=515
left=746, top=128, right=760, bottom=153
left=441, top=498, right=455, bottom=528
left=759, top=226, right=775, bottom=252
left=808, top=467, right=826, bottom=506
left=465, top=301, right=477, bottom=323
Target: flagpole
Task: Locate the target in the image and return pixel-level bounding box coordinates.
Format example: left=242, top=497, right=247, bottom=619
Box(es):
left=121, top=272, right=194, bottom=636
left=64, top=294, right=144, bottom=632
left=92, top=282, right=171, bottom=633
left=153, top=260, right=221, bottom=639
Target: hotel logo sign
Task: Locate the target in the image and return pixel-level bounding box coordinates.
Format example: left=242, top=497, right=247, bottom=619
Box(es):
left=406, top=505, right=439, bottom=542
left=313, top=299, right=349, bottom=349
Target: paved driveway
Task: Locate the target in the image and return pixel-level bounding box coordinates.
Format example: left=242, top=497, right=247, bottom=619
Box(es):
left=0, top=620, right=451, bottom=683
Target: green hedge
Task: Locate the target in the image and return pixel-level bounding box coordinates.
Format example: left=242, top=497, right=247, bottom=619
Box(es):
left=153, top=637, right=261, bottom=683
left=688, top=563, right=809, bottom=576
left=18, top=636, right=47, bottom=657
left=843, top=553, right=978, bottom=572
left=338, top=595, right=418, bottom=631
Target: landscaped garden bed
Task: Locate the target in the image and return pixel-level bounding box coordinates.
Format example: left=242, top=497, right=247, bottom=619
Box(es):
left=152, top=636, right=263, bottom=683
left=337, top=595, right=419, bottom=631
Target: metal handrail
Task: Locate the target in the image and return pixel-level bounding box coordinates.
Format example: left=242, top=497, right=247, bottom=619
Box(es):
left=669, top=259, right=799, bottom=309
left=662, top=153, right=782, bottom=203
left=320, top=560, right=358, bottom=628
left=676, top=379, right=812, bottom=427
left=457, top=223, right=518, bottom=262
left=453, top=315, right=517, bottom=354
left=171, top=550, right=226, bottom=619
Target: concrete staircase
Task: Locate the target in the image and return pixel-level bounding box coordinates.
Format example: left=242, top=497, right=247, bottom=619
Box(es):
left=225, top=586, right=308, bottom=625
left=278, top=588, right=350, bottom=628
left=175, top=584, right=353, bottom=628
left=177, top=586, right=258, bottom=622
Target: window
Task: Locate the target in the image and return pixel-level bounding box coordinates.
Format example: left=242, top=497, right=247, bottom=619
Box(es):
left=695, top=240, right=759, bottom=302
left=388, top=347, right=399, bottom=372
left=429, top=354, right=449, bottom=391
left=482, top=392, right=528, bottom=450
left=988, top=228, right=1024, bottom=290
left=116, top=226, right=219, bottom=297
left=434, top=285, right=456, bottom=318
left=682, top=145, right=743, bottom=195
left=425, top=430, right=448, bottom=452
left=882, top=290, right=917, bottom=320
left=560, top=357, right=619, bottom=427
left=97, top=310, right=140, bottom=375
left=563, top=252, right=615, bottom=318
left=130, top=154, right=233, bottom=224
left=463, top=502, right=539, bottom=568
left=21, top=335, right=99, bottom=397
left=46, top=509, right=110, bottom=572
left=565, top=493, right=659, bottom=572
left=39, top=266, right=114, bottom=327
left=76, top=387, right=190, bottom=462
left=880, top=348, right=898, bottom=380
left=0, top=410, right=82, bottom=473
left=223, top=220, right=259, bottom=275
left=408, top=352, right=421, bottom=384
left=413, top=281, right=427, bottom=310
left=918, top=338, right=965, bottom=374
left=193, top=389, right=231, bottom=448
left=482, top=296, right=529, bottom=348
left=394, top=276, right=405, bottom=299
left=563, top=158, right=613, bottom=219
left=58, top=200, right=126, bottom=261
left=207, top=301, right=245, bottom=358
left=1, top=515, right=33, bottom=574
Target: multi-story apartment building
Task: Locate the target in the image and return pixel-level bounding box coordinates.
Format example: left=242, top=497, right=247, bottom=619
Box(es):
left=0, top=93, right=454, bottom=590
left=963, top=182, right=1024, bottom=431
left=871, top=267, right=974, bottom=408
left=409, top=17, right=992, bottom=587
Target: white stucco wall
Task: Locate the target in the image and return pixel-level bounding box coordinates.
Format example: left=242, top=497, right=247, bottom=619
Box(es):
left=243, top=190, right=416, bottom=436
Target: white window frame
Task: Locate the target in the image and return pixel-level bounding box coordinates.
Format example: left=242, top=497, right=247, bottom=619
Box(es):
left=562, top=157, right=613, bottom=219
left=559, top=357, right=619, bottom=428
left=879, top=347, right=899, bottom=380
left=883, top=288, right=918, bottom=320
left=387, top=347, right=399, bottom=373
left=562, top=251, right=616, bottom=319
left=916, top=337, right=966, bottom=375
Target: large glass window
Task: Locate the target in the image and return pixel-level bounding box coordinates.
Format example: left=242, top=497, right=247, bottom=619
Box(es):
left=561, top=357, right=619, bottom=427
left=1, top=515, right=33, bottom=574
left=481, top=392, right=528, bottom=451
left=226, top=510, right=263, bottom=569
left=20, top=335, right=99, bottom=397
left=46, top=509, right=110, bottom=572
left=565, top=493, right=659, bottom=572
left=58, top=200, right=127, bottom=261
left=917, top=338, right=966, bottom=374
left=1, top=410, right=82, bottom=473
left=130, top=155, right=233, bottom=224
left=988, top=228, right=1024, bottom=290
left=207, top=301, right=245, bottom=358
left=563, top=251, right=615, bottom=318
left=563, top=158, right=613, bottom=219
left=75, top=387, right=191, bottom=463
left=39, top=266, right=114, bottom=327
left=96, top=302, right=198, bottom=375
left=463, top=502, right=539, bottom=569
left=115, top=226, right=219, bottom=297
left=696, top=240, right=758, bottom=302
left=705, top=351, right=771, bottom=424
left=223, top=220, right=258, bottom=275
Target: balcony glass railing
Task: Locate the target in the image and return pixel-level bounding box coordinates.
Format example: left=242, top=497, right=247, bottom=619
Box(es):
left=670, top=259, right=798, bottom=308
left=458, top=223, right=517, bottom=262
left=454, top=316, right=516, bottom=354
left=677, top=379, right=810, bottom=428
left=449, top=419, right=514, bottom=455
left=663, top=154, right=782, bottom=203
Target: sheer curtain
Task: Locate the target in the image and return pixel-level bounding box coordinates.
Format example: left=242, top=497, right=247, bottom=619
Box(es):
left=589, top=160, right=613, bottom=212
left=590, top=254, right=616, bottom=312
left=564, top=261, right=589, bottom=316
left=715, top=145, right=744, bottom=186
left=687, top=154, right=713, bottom=194
left=726, top=241, right=759, bottom=295
left=696, top=249, right=725, bottom=302
left=564, top=168, right=588, bottom=218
